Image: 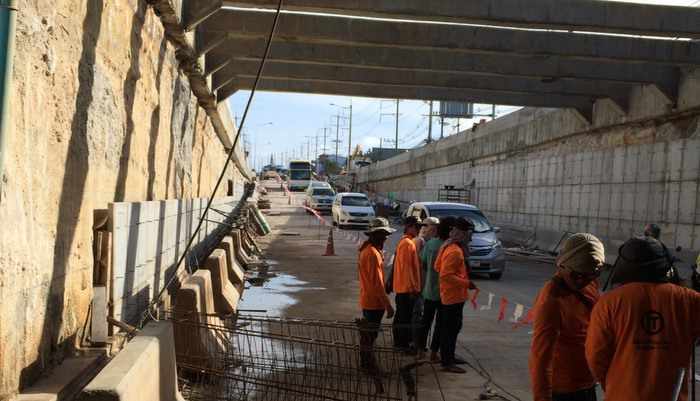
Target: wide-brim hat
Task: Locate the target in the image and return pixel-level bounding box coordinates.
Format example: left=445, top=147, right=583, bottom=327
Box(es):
left=365, top=217, right=397, bottom=235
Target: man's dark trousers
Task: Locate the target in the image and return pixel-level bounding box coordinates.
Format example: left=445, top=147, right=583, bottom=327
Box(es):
left=439, top=302, right=464, bottom=366
left=393, top=293, right=417, bottom=348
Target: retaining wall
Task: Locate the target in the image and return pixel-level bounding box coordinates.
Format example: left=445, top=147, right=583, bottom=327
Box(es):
left=0, top=1, right=248, bottom=398
left=356, top=70, right=700, bottom=258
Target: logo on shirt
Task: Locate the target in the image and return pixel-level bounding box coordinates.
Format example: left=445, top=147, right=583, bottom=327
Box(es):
left=641, top=311, right=665, bottom=335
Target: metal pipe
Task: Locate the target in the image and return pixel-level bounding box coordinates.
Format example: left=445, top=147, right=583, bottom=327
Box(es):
left=0, top=0, right=18, bottom=191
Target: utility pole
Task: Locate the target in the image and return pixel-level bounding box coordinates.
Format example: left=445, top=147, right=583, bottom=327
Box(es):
left=427, top=100, right=433, bottom=143
left=347, top=101, right=353, bottom=171
left=440, top=116, right=445, bottom=139
left=305, top=136, right=312, bottom=160
left=335, top=114, right=340, bottom=163
left=323, top=127, right=328, bottom=156
left=394, top=99, right=399, bottom=150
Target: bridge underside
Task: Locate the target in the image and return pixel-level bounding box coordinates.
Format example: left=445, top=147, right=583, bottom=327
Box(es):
left=180, top=0, right=700, bottom=120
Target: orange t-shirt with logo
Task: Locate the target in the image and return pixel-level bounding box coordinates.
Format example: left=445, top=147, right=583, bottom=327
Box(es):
left=393, top=234, right=421, bottom=294
left=358, top=243, right=390, bottom=310
left=529, top=278, right=599, bottom=401
left=434, top=242, right=470, bottom=305
left=586, top=282, right=700, bottom=401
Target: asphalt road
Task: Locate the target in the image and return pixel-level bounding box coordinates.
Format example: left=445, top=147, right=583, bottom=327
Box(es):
left=240, top=182, right=566, bottom=400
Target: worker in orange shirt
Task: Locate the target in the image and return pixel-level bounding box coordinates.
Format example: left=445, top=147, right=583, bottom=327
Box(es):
left=586, top=236, right=700, bottom=401
left=434, top=217, right=475, bottom=373
left=392, top=216, right=423, bottom=351
left=528, top=233, right=605, bottom=401
left=358, top=217, right=396, bottom=372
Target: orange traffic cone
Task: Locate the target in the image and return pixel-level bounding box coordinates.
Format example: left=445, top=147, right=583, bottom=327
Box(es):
left=323, top=228, right=336, bottom=256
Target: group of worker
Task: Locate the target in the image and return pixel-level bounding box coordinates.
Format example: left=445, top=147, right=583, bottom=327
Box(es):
left=357, top=215, right=476, bottom=374
left=358, top=214, right=700, bottom=401
left=530, top=230, right=700, bottom=401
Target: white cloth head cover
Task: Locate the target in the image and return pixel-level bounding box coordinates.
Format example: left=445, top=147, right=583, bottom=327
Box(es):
left=556, top=233, right=605, bottom=273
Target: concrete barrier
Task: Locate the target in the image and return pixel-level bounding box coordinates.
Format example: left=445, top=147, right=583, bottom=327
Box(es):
left=217, top=237, right=246, bottom=291
left=79, top=322, right=183, bottom=401
left=228, top=230, right=257, bottom=268
left=202, top=249, right=239, bottom=314
left=242, top=230, right=262, bottom=256
left=172, top=271, right=225, bottom=373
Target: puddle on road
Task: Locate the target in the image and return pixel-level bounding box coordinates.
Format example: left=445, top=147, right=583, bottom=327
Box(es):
left=240, top=260, right=326, bottom=315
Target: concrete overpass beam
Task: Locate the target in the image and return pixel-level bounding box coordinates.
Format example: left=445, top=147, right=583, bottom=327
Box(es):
left=183, top=0, right=223, bottom=31
left=211, top=59, right=632, bottom=106
left=216, top=77, right=595, bottom=119
left=202, top=38, right=680, bottom=99
left=200, top=10, right=700, bottom=65
left=222, top=0, right=700, bottom=39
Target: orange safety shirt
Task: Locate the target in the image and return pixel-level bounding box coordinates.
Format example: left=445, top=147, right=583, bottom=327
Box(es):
left=434, top=242, right=470, bottom=305
left=586, top=282, right=700, bottom=401
left=529, top=277, right=599, bottom=401
left=393, top=234, right=422, bottom=294
left=358, top=243, right=390, bottom=310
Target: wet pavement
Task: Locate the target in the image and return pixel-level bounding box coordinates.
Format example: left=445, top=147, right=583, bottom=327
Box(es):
left=239, top=181, right=561, bottom=401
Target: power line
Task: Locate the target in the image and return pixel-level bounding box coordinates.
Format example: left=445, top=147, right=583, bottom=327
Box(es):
left=142, top=0, right=284, bottom=324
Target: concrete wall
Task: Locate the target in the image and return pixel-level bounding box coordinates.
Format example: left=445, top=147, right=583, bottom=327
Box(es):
left=357, top=71, right=700, bottom=257
left=109, top=194, right=244, bottom=325
left=0, top=1, right=247, bottom=399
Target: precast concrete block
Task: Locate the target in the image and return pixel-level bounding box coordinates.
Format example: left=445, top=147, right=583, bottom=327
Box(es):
left=79, top=322, right=183, bottom=401
left=634, top=183, right=651, bottom=221
left=217, top=237, right=246, bottom=289
left=173, top=271, right=226, bottom=373
left=228, top=232, right=255, bottom=268
left=673, top=184, right=697, bottom=225
left=621, top=183, right=636, bottom=221
left=203, top=249, right=239, bottom=315
left=665, top=182, right=682, bottom=224
left=651, top=142, right=668, bottom=182
left=670, top=141, right=684, bottom=182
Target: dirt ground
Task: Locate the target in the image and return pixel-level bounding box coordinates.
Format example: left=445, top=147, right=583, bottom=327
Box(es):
left=238, top=181, right=561, bottom=401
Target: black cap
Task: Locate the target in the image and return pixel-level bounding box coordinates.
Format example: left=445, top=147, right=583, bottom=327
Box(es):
left=453, top=217, right=475, bottom=232
left=611, top=236, right=672, bottom=284
left=404, top=216, right=421, bottom=227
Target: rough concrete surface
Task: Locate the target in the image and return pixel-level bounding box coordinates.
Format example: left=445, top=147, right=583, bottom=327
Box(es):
left=356, top=69, right=700, bottom=259
left=0, top=1, right=245, bottom=398
left=79, top=321, right=182, bottom=401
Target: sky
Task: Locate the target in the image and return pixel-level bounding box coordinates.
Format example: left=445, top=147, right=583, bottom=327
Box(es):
left=227, top=0, right=699, bottom=171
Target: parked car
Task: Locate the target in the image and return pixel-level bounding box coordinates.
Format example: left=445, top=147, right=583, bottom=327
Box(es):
left=332, top=192, right=376, bottom=228
left=405, top=202, right=505, bottom=279
left=304, top=184, right=335, bottom=214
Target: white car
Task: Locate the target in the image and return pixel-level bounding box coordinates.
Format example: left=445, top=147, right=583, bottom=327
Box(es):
left=332, top=193, right=376, bottom=228
left=304, top=184, right=335, bottom=214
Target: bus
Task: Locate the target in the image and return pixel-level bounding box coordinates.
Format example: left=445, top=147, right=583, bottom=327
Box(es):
left=288, top=160, right=313, bottom=191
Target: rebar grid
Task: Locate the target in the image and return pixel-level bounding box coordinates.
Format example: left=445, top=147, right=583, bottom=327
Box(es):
left=166, top=312, right=418, bottom=401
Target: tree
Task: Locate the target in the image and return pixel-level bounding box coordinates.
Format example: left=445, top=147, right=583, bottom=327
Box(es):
left=323, top=159, right=342, bottom=175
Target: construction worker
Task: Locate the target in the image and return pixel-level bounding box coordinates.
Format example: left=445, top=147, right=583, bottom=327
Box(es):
left=643, top=223, right=661, bottom=240
left=358, top=217, right=396, bottom=371
left=529, top=233, right=605, bottom=401
left=434, top=217, right=475, bottom=373
left=586, top=236, right=700, bottom=401
left=417, top=216, right=453, bottom=362
left=392, top=216, right=422, bottom=351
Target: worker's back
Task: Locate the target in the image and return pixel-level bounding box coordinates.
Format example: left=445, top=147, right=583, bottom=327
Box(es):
left=586, top=282, right=700, bottom=401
